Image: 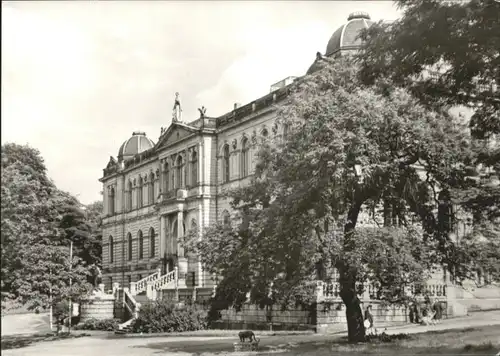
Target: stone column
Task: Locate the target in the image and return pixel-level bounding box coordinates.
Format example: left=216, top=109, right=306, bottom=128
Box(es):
left=159, top=215, right=166, bottom=258
left=160, top=160, right=164, bottom=194
left=116, top=176, right=124, bottom=213
left=177, top=210, right=188, bottom=283
left=198, top=203, right=204, bottom=288
left=103, top=186, right=109, bottom=216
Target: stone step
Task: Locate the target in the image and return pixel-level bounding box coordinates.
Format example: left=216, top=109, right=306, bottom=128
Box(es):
left=115, top=326, right=133, bottom=334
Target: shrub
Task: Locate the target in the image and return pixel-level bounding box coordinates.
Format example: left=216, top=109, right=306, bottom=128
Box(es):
left=73, top=318, right=121, bottom=331
left=366, top=332, right=413, bottom=343
left=131, top=301, right=208, bottom=333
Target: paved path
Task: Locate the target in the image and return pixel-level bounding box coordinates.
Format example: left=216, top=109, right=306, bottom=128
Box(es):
left=3, top=310, right=500, bottom=356
left=1, top=313, right=51, bottom=336
left=382, top=309, right=500, bottom=335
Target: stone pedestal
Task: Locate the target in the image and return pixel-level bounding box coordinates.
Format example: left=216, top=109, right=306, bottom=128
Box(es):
left=80, top=290, right=116, bottom=322
left=234, top=341, right=259, bottom=352
left=178, top=257, right=188, bottom=276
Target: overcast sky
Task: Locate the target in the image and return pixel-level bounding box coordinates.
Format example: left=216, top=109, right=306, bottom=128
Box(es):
left=2, top=1, right=402, bottom=204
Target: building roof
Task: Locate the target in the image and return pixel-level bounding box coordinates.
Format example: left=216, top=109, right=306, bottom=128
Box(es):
left=117, top=131, right=155, bottom=161
left=325, top=12, right=374, bottom=56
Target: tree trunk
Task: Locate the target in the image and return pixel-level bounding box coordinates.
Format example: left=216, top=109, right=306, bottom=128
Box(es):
left=340, top=200, right=365, bottom=342
left=340, top=280, right=365, bottom=342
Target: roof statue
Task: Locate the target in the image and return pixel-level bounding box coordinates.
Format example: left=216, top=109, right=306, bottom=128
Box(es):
left=172, top=92, right=182, bottom=122
left=198, top=106, right=207, bottom=119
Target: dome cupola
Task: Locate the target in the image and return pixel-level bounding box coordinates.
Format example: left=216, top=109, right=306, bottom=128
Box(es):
left=306, top=11, right=374, bottom=75
left=325, top=11, right=374, bottom=56
left=117, top=131, right=155, bottom=162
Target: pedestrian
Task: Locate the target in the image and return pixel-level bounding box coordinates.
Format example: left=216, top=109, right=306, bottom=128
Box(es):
left=421, top=298, right=436, bottom=325
left=364, top=304, right=376, bottom=335
left=414, top=302, right=422, bottom=324
left=433, top=300, right=443, bottom=324
left=409, top=302, right=415, bottom=323
left=409, top=301, right=419, bottom=324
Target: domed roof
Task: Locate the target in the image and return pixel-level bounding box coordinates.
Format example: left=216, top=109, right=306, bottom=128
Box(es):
left=118, top=131, right=155, bottom=161
left=325, top=12, right=374, bottom=56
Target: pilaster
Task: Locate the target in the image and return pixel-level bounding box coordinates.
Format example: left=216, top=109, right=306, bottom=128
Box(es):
left=177, top=210, right=188, bottom=283
left=159, top=215, right=167, bottom=258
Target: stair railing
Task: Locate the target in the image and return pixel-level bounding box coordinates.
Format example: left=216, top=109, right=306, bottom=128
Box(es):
left=150, top=267, right=178, bottom=291
left=131, top=268, right=161, bottom=295
left=123, top=287, right=141, bottom=319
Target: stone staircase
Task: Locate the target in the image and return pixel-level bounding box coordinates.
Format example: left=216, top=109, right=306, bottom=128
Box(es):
left=116, top=267, right=181, bottom=333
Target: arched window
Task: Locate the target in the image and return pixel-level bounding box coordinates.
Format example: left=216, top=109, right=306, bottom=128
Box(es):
left=149, top=227, right=155, bottom=257
left=148, top=172, right=155, bottom=204
left=109, top=235, right=114, bottom=264
left=283, top=124, right=289, bottom=140
left=191, top=151, right=198, bottom=186
left=127, top=233, right=133, bottom=261
left=222, top=145, right=230, bottom=183
left=222, top=210, right=231, bottom=227
left=109, top=187, right=115, bottom=215
left=137, top=176, right=143, bottom=209
left=240, top=137, right=249, bottom=177
left=176, top=156, right=184, bottom=188
left=163, top=162, right=170, bottom=193
left=127, top=180, right=133, bottom=211
left=138, top=230, right=144, bottom=259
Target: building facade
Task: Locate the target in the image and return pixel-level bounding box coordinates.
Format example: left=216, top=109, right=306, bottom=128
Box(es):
left=98, top=12, right=470, bottom=301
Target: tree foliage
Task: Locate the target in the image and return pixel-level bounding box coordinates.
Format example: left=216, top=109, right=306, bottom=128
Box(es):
left=187, top=56, right=477, bottom=342
left=358, top=0, right=500, bottom=222
left=358, top=0, right=500, bottom=286
left=359, top=0, right=500, bottom=137
left=1, top=143, right=99, bottom=311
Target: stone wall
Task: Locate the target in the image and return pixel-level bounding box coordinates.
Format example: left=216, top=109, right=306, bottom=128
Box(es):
left=206, top=298, right=450, bottom=332
left=315, top=300, right=448, bottom=333
left=160, top=287, right=214, bottom=304
left=211, top=303, right=315, bottom=331
left=80, top=298, right=115, bottom=322
left=80, top=287, right=117, bottom=322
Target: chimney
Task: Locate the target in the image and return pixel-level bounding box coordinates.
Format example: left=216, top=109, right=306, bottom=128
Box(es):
left=234, top=103, right=241, bottom=110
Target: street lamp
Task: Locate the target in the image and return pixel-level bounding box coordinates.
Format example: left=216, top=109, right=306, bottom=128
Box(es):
left=68, top=204, right=87, bottom=334
left=68, top=238, right=73, bottom=334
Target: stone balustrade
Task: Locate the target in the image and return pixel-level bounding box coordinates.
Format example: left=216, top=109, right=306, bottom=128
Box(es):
left=318, top=281, right=447, bottom=302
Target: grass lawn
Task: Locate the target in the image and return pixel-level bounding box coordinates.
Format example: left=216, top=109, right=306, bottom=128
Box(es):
left=1, top=332, right=90, bottom=350
left=1, top=325, right=499, bottom=355
left=183, top=326, right=500, bottom=356
left=258, top=326, right=500, bottom=356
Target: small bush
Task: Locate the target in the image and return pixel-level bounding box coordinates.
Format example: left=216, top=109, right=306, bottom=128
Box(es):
left=73, top=318, right=121, bottom=331
left=131, top=301, right=208, bottom=333
left=464, top=342, right=494, bottom=351
left=366, top=332, right=413, bottom=343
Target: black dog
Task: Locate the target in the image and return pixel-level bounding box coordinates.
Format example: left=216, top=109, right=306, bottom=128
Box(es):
left=238, top=330, right=259, bottom=343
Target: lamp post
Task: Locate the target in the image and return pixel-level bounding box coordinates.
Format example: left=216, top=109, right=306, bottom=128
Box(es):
left=68, top=239, right=73, bottom=334
left=68, top=203, right=86, bottom=334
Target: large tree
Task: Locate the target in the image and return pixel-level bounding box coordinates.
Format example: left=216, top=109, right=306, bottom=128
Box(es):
left=188, top=57, right=477, bottom=342
left=358, top=0, right=500, bottom=220
left=1, top=143, right=95, bottom=311
left=358, top=0, right=500, bottom=285
left=84, top=201, right=104, bottom=286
